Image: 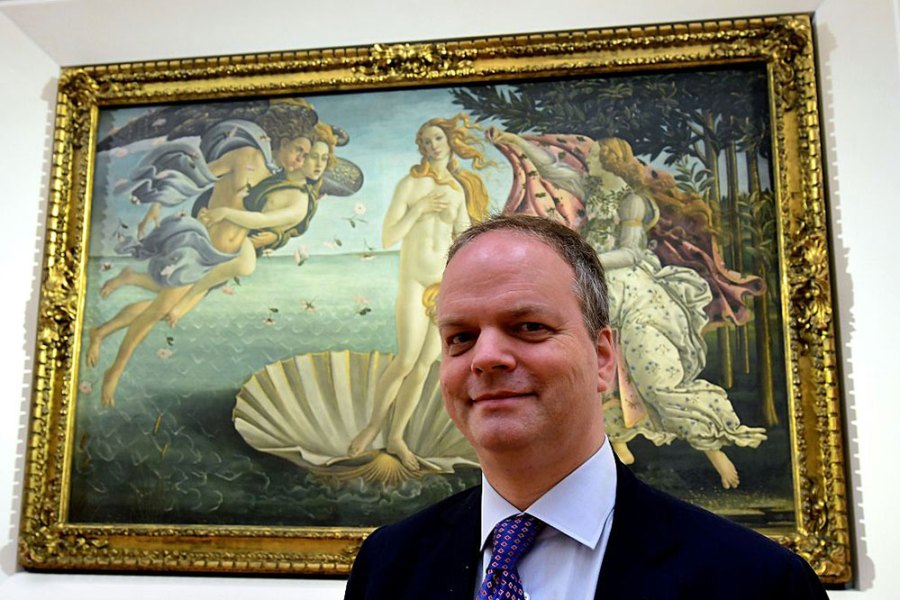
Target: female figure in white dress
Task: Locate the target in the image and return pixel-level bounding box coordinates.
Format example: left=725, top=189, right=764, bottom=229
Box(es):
left=489, top=128, right=766, bottom=488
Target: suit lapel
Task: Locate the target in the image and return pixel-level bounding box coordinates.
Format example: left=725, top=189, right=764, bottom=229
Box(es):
left=595, top=458, right=681, bottom=600
left=419, top=463, right=685, bottom=599
left=418, top=486, right=482, bottom=599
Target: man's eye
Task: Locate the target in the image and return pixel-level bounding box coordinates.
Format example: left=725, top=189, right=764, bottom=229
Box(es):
left=445, top=332, right=475, bottom=355
left=447, top=332, right=472, bottom=346
left=518, top=322, right=548, bottom=334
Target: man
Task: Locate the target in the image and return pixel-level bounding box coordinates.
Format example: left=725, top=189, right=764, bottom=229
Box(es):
left=344, top=215, right=827, bottom=599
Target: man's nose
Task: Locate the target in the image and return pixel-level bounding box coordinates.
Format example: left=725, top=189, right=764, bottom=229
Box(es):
left=470, top=330, right=516, bottom=374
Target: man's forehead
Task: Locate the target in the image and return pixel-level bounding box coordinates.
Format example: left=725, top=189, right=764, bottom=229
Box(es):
left=446, top=230, right=575, bottom=288
left=448, top=229, right=562, bottom=266
left=441, top=231, right=577, bottom=308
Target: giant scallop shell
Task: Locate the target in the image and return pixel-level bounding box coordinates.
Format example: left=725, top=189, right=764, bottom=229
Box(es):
left=233, top=350, right=479, bottom=484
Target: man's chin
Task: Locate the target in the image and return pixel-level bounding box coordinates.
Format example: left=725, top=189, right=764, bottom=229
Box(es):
left=466, top=423, right=532, bottom=455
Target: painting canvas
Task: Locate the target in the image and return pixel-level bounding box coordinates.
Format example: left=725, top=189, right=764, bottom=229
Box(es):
left=20, top=15, right=850, bottom=583
left=73, top=70, right=786, bottom=528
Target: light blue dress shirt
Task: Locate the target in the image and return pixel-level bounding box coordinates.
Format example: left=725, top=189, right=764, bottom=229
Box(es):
left=476, top=440, right=617, bottom=600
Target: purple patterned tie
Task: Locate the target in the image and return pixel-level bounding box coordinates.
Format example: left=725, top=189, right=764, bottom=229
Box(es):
left=478, top=514, right=544, bottom=600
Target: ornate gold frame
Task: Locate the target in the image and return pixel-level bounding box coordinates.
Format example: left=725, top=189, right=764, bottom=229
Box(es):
left=19, top=14, right=850, bottom=583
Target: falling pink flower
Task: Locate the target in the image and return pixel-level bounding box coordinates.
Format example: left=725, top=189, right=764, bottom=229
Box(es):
left=354, top=295, right=370, bottom=306
left=353, top=202, right=367, bottom=216
left=221, top=286, right=235, bottom=296
left=294, top=246, right=309, bottom=266
left=112, top=147, right=129, bottom=158
left=323, top=241, right=336, bottom=250
left=263, top=317, right=276, bottom=326
left=79, top=381, right=93, bottom=394
left=156, top=348, right=173, bottom=360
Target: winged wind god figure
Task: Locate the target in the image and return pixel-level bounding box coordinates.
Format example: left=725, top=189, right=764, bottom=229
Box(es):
left=89, top=98, right=363, bottom=407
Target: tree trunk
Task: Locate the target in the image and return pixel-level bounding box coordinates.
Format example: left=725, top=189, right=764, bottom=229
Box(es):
left=703, top=115, right=733, bottom=389
left=747, top=150, right=777, bottom=425
left=726, top=142, right=750, bottom=375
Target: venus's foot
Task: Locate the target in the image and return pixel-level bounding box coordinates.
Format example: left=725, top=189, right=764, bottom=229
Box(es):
left=612, top=441, right=635, bottom=465
left=87, top=327, right=103, bottom=368
left=387, top=437, right=420, bottom=471
left=100, top=367, right=121, bottom=408
left=348, top=425, right=379, bottom=457
left=705, top=449, right=740, bottom=489
left=101, top=267, right=135, bottom=299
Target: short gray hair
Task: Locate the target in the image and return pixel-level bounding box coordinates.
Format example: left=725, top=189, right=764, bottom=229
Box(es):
left=446, top=214, right=609, bottom=335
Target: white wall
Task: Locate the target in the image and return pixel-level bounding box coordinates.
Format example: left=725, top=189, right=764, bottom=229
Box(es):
left=0, top=0, right=897, bottom=597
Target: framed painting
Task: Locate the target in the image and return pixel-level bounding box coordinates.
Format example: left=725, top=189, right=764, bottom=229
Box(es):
left=19, top=14, right=850, bottom=583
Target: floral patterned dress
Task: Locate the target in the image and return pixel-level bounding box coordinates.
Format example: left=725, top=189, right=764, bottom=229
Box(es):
left=583, top=179, right=766, bottom=451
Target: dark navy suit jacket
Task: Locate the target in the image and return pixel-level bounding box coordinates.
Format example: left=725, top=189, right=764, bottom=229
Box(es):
left=344, top=459, right=828, bottom=599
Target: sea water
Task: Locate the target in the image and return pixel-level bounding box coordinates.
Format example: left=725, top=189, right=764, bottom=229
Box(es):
left=71, top=252, right=479, bottom=527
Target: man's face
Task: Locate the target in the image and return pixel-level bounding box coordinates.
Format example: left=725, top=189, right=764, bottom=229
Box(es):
left=275, top=136, right=311, bottom=173
left=437, top=230, right=614, bottom=465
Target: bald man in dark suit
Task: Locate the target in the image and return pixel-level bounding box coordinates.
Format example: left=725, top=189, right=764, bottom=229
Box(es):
left=345, top=215, right=827, bottom=599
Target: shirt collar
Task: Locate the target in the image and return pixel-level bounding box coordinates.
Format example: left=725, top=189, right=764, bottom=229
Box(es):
left=480, top=439, right=617, bottom=551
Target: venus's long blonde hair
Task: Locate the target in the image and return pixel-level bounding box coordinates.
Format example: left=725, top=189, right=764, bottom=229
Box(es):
left=410, top=114, right=492, bottom=222
left=411, top=113, right=492, bottom=174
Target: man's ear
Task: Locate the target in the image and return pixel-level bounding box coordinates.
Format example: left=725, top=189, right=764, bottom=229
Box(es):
left=595, top=327, right=616, bottom=394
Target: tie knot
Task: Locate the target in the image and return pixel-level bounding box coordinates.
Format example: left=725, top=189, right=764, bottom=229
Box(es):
left=488, top=514, right=543, bottom=573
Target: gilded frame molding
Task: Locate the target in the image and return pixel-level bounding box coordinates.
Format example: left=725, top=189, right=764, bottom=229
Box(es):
left=19, top=14, right=850, bottom=583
